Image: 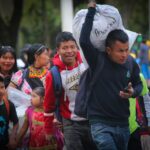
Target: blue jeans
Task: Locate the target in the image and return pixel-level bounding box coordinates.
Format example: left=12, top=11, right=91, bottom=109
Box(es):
left=91, top=122, right=130, bottom=150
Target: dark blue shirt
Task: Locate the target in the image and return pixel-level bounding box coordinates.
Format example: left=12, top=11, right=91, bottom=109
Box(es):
left=79, top=7, right=142, bottom=126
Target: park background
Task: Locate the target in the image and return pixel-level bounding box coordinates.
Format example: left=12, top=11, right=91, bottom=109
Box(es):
left=0, top=0, right=148, bottom=56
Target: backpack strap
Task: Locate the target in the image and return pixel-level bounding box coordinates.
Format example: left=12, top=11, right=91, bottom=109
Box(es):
left=74, top=52, right=105, bottom=118
left=50, top=66, right=62, bottom=98
left=126, top=55, right=134, bottom=81
left=88, top=52, right=105, bottom=89
left=136, top=96, right=148, bottom=128
left=3, top=95, right=10, bottom=118
left=50, top=66, right=63, bottom=122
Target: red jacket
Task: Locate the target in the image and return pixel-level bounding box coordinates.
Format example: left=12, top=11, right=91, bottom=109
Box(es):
left=44, top=52, right=86, bottom=134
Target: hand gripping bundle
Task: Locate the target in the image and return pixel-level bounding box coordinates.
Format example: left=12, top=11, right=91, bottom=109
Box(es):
left=73, top=4, right=138, bottom=52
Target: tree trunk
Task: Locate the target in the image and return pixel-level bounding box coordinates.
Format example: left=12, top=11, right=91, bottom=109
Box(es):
left=41, top=0, right=50, bottom=46
left=0, top=0, right=23, bottom=48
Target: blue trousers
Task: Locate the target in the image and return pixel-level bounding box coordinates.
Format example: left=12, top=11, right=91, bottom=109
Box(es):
left=91, top=122, right=130, bottom=150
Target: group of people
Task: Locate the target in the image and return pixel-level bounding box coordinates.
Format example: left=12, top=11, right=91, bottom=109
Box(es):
left=0, top=1, right=149, bottom=150
left=131, top=38, right=150, bottom=87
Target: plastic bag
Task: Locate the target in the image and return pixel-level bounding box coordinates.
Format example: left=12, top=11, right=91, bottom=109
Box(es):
left=73, top=4, right=124, bottom=50
left=73, top=4, right=138, bottom=66
left=7, top=86, right=31, bottom=107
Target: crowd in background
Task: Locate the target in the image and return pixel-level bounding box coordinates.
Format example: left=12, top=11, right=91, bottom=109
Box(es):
left=130, top=36, right=150, bottom=88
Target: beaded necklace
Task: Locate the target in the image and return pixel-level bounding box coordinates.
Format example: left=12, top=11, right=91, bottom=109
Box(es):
left=29, top=66, right=47, bottom=78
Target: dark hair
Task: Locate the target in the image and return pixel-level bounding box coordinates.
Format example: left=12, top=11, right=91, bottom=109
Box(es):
left=27, top=43, right=48, bottom=65
left=0, top=75, right=4, bottom=83
left=0, top=46, right=18, bottom=73
left=50, top=50, right=57, bottom=59
left=32, top=87, right=45, bottom=98
left=20, top=44, right=32, bottom=68
left=56, top=31, right=77, bottom=48
left=105, top=29, right=129, bottom=48
left=21, top=44, right=32, bottom=52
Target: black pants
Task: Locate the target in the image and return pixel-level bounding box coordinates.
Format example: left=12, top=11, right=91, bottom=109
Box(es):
left=1, top=146, right=11, bottom=150
left=63, top=118, right=97, bottom=150
left=128, top=128, right=142, bottom=150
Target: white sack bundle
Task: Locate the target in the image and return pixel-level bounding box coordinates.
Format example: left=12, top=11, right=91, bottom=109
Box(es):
left=73, top=4, right=138, bottom=51
left=7, top=86, right=31, bottom=107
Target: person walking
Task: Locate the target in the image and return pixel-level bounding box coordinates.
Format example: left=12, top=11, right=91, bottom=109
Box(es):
left=44, top=32, right=97, bottom=150
left=79, top=1, right=143, bottom=150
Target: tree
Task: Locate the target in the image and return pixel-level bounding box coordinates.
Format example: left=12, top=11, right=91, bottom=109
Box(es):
left=18, top=0, right=61, bottom=50
left=0, top=0, right=148, bottom=51
left=73, top=0, right=148, bottom=37
left=0, top=0, right=23, bottom=48
left=108, top=0, right=148, bottom=36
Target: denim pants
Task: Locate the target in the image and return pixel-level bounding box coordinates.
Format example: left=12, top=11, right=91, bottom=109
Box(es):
left=91, top=122, right=130, bottom=150
left=63, top=118, right=97, bottom=150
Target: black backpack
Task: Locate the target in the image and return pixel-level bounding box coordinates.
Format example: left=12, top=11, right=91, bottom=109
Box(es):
left=50, top=65, right=63, bottom=122
left=74, top=54, right=139, bottom=119
left=74, top=53, right=105, bottom=118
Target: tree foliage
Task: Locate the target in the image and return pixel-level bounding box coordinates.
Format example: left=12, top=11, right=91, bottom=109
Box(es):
left=0, top=0, right=148, bottom=53
left=18, top=0, right=61, bottom=50
left=108, top=0, right=148, bottom=37
left=74, top=0, right=148, bottom=37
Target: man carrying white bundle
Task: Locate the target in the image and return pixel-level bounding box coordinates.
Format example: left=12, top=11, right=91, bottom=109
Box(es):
left=73, top=0, right=138, bottom=68
left=79, top=1, right=142, bottom=150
